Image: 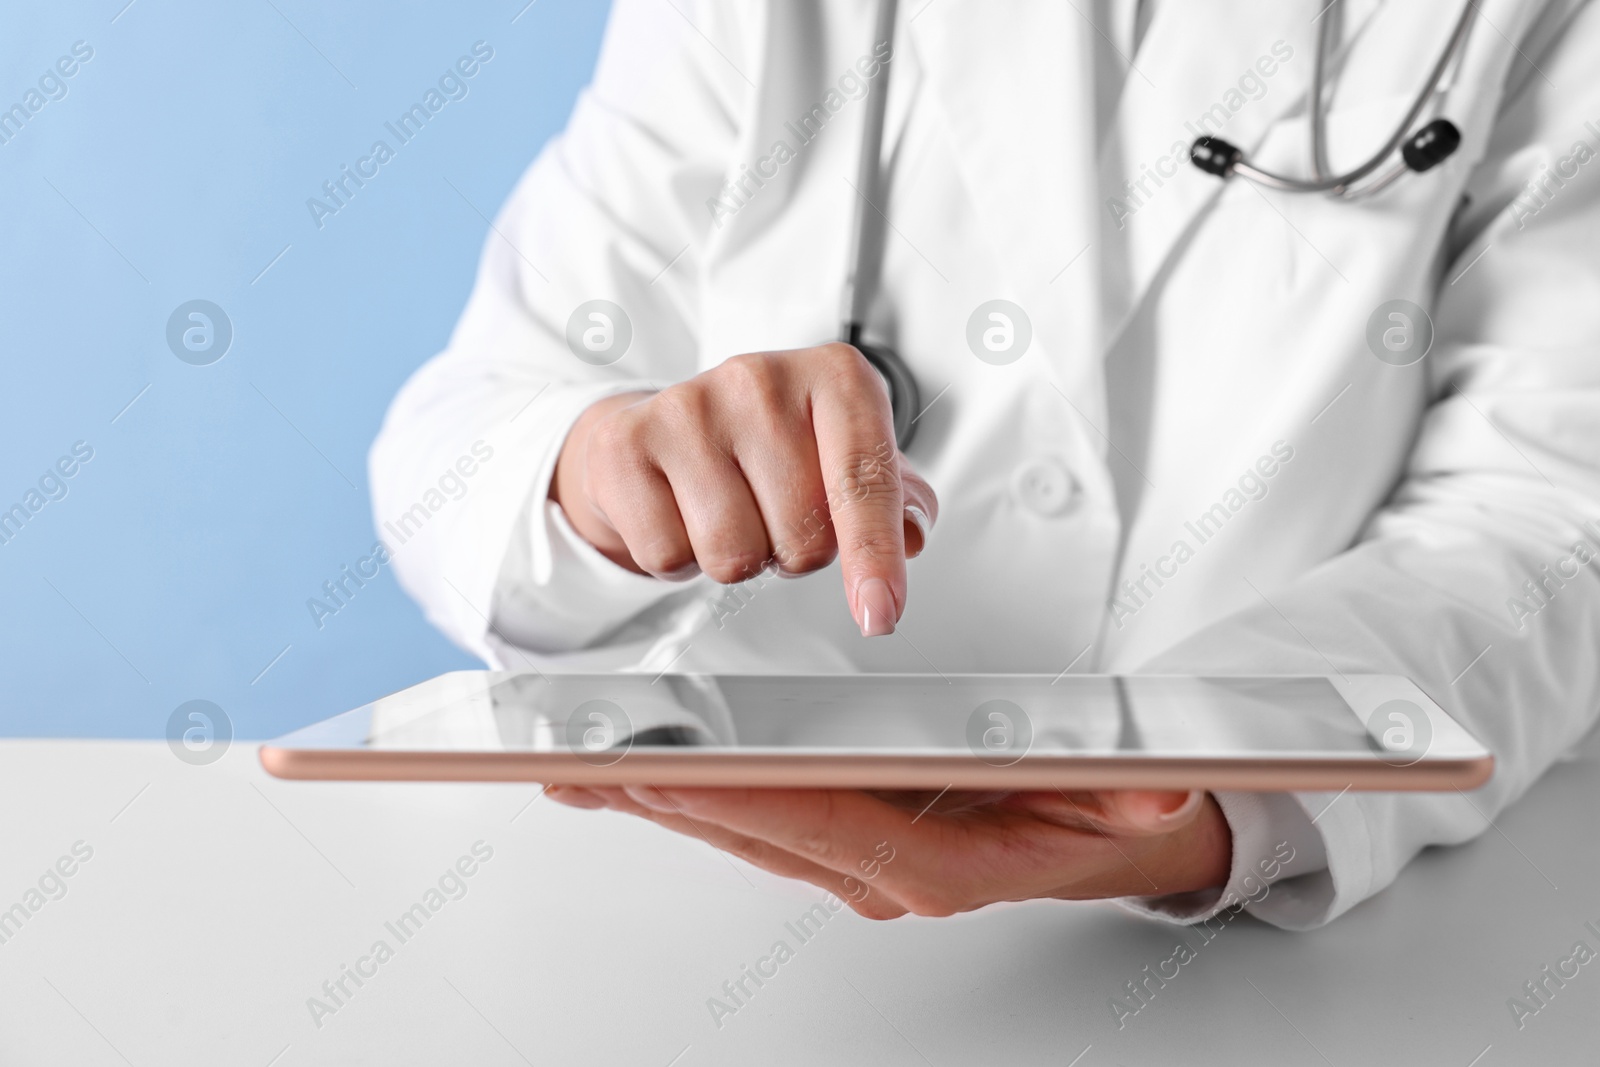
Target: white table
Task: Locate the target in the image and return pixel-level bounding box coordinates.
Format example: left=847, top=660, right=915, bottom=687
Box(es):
left=0, top=729, right=1595, bottom=1066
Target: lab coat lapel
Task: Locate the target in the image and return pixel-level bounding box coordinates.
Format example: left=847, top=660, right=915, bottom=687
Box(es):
left=905, top=1, right=1388, bottom=397
left=1095, top=0, right=1385, bottom=340
left=907, top=1, right=1105, bottom=394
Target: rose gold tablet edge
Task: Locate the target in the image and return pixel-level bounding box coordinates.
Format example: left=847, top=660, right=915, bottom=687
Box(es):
left=258, top=745, right=1494, bottom=792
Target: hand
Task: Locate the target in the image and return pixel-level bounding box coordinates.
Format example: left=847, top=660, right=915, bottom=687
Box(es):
left=551, top=344, right=938, bottom=636
left=545, top=785, right=1232, bottom=917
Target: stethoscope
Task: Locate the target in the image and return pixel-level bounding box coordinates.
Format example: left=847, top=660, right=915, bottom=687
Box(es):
left=1191, top=0, right=1478, bottom=195
left=840, top=0, right=919, bottom=450
left=844, top=0, right=1478, bottom=452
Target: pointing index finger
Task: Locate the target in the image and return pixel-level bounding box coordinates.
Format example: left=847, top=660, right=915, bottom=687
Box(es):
left=809, top=344, right=907, bottom=636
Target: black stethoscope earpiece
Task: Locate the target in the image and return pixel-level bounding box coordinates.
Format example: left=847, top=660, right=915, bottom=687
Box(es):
left=1190, top=0, right=1475, bottom=198
left=1193, top=119, right=1461, bottom=182
left=838, top=0, right=1473, bottom=452
left=1401, top=118, right=1462, bottom=173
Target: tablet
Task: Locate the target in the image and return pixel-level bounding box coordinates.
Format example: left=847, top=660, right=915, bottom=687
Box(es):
left=259, top=671, right=1493, bottom=791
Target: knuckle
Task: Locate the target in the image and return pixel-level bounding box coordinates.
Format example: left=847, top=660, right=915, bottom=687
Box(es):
left=631, top=539, right=695, bottom=577
left=719, top=354, right=796, bottom=429
left=586, top=411, right=645, bottom=468
left=657, top=379, right=715, bottom=431
left=773, top=539, right=837, bottom=575
left=701, top=551, right=771, bottom=586
left=771, top=502, right=837, bottom=572
left=720, top=352, right=775, bottom=391
left=817, top=342, right=874, bottom=383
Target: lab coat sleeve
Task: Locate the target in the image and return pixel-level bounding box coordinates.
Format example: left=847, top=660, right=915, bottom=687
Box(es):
left=1129, top=5, right=1600, bottom=931
left=1116, top=792, right=1330, bottom=927
left=368, top=0, right=750, bottom=660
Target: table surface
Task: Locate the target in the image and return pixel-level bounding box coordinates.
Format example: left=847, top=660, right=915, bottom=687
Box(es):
left=0, top=728, right=1596, bottom=1067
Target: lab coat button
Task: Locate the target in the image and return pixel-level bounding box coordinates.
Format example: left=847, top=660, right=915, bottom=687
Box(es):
left=1013, top=459, right=1076, bottom=516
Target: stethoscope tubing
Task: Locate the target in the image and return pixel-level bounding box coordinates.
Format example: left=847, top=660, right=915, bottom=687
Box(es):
left=1229, top=0, right=1478, bottom=194
left=840, top=0, right=899, bottom=336
left=840, top=0, right=921, bottom=451
left=840, top=0, right=1476, bottom=452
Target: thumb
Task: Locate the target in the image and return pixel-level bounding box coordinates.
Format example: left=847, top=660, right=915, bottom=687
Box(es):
left=1099, top=790, right=1207, bottom=836
left=899, top=458, right=938, bottom=559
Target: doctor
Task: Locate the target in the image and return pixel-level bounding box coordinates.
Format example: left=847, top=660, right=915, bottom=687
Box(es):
left=373, top=0, right=1600, bottom=927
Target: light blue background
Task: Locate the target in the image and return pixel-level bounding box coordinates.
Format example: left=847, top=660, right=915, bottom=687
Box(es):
left=0, top=0, right=610, bottom=737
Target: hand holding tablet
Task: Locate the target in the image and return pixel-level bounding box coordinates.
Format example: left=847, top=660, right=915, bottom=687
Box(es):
left=262, top=670, right=1490, bottom=917
left=544, top=783, right=1233, bottom=918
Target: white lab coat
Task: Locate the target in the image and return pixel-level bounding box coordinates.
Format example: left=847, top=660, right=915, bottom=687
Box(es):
left=371, top=0, right=1600, bottom=929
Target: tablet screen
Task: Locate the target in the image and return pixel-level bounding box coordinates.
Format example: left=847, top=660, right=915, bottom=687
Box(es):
left=284, top=673, right=1444, bottom=760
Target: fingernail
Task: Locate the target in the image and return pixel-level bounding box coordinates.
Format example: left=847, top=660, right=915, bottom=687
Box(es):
left=1152, top=790, right=1204, bottom=826
left=855, top=577, right=897, bottom=637
left=652, top=563, right=701, bottom=582
left=904, top=505, right=931, bottom=558
left=623, top=784, right=678, bottom=812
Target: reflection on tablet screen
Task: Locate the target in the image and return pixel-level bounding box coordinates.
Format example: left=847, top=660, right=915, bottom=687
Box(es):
left=359, top=674, right=1368, bottom=757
